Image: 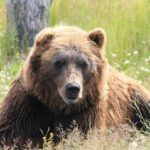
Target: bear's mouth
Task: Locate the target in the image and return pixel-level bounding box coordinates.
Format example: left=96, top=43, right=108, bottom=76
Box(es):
left=58, top=87, right=81, bottom=104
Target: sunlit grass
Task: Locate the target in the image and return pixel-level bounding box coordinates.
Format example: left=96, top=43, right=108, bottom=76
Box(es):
left=2, top=126, right=150, bottom=150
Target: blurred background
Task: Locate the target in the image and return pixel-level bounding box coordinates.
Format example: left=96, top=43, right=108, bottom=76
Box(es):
left=0, top=0, right=150, bottom=100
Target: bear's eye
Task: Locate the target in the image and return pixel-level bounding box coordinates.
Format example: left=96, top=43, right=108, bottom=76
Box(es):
left=77, top=60, right=88, bottom=69
left=54, top=59, right=66, bottom=69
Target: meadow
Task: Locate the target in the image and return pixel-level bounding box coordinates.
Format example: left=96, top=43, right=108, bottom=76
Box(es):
left=0, top=0, right=150, bottom=149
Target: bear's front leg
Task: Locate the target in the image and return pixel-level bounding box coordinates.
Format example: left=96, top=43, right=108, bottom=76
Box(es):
left=0, top=77, right=54, bottom=148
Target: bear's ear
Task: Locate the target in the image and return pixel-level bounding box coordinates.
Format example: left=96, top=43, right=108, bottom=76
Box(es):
left=35, top=28, right=54, bottom=48
left=88, top=28, right=106, bottom=48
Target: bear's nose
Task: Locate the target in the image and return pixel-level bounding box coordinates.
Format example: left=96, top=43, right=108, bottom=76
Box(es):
left=66, top=83, right=80, bottom=100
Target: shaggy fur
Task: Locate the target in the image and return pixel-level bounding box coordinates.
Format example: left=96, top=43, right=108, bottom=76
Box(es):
left=0, top=26, right=150, bottom=148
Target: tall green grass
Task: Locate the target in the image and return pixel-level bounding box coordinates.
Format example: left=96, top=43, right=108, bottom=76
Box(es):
left=0, top=0, right=23, bottom=99
left=0, top=0, right=18, bottom=70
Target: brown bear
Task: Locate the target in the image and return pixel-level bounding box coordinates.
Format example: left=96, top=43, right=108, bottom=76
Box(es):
left=0, top=26, right=150, bottom=148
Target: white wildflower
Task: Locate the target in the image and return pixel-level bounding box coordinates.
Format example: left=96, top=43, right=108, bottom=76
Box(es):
left=127, top=53, right=131, bottom=56
left=144, top=58, right=149, bottom=62
left=140, top=67, right=150, bottom=73
left=124, top=60, right=130, bottom=64
left=139, top=80, right=143, bottom=84
left=112, top=53, right=117, bottom=58
left=133, top=51, right=138, bottom=55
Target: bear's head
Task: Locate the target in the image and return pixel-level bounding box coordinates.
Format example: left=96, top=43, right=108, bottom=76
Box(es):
left=23, top=26, right=108, bottom=111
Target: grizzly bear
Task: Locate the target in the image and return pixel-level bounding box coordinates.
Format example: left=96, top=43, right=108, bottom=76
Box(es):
left=0, top=26, right=150, bottom=148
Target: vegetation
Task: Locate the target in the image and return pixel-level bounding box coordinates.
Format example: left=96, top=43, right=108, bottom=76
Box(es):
left=0, top=0, right=150, bottom=149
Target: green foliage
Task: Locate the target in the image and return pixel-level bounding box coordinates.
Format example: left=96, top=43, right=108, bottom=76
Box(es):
left=0, top=30, right=18, bottom=60
left=0, top=58, right=23, bottom=101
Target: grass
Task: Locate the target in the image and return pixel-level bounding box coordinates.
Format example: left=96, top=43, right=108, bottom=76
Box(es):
left=2, top=126, right=150, bottom=149
left=0, top=0, right=150, bottom=149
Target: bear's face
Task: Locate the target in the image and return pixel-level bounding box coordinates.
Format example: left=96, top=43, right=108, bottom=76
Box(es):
left=23, top=26, right=107, bottom=110
left=48, top=48, right=93, bottom=104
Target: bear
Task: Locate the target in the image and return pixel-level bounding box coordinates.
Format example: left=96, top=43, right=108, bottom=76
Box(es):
left=0, top=26, right=150, bottom=148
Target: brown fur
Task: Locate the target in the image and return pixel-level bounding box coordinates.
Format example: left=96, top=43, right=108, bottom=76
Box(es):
left=0, top=26, right=150, bottom=148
